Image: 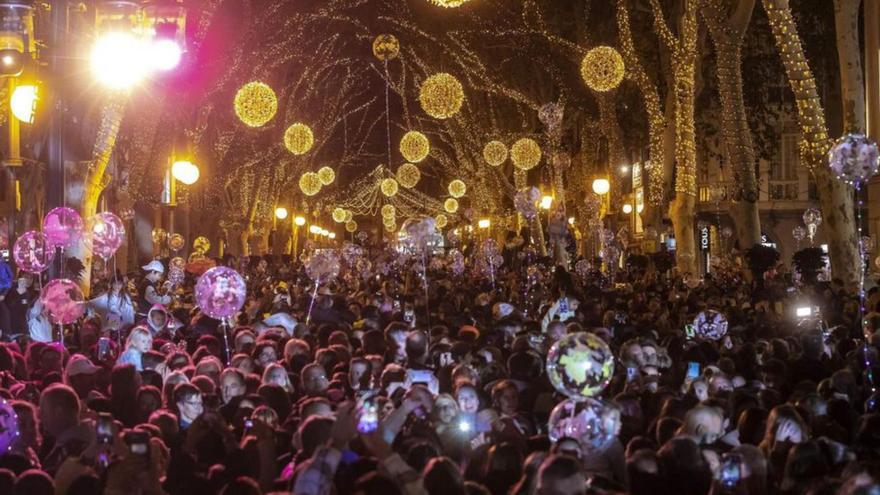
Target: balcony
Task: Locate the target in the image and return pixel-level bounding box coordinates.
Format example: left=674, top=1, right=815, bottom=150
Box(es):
left=768, top=180, right=799, bottom=201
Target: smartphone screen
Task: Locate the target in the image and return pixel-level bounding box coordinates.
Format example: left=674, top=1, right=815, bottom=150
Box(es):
left=684, top=324, right=696, bottom=339
left=98, top=337, right=111, bottom=361
left=626, top=367, right=639, bottom=383
left=686, top=361, right=700, bottom=380
left=407, top=369, right=433, bottom=387
left=404, top=303, right=414, bottom=323
left=96, top=412, right=113, bottom=445
left=357, top=395, right=379, bottom=434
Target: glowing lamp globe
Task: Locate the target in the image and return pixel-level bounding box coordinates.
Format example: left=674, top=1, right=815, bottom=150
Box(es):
left=580, top=46, right=625, bottom=92
left=91, top=32, right=149, bottom=89
left=400, top=131, right=430, bottom=163
left=148, top=38, right=183, bottom=71
left=435, top=214, right=448, bottom=228
left=172, top=160, right=199, bottom=185
left=317, top=166, right=336, bottom=186
left=332, top=208, right=347, bottom=223
left=345, top=220, right=358, bottom=233
left=592, top=178, right=610, bottom=195
left=372, top=34, right=400, bottom=61
left=483, top=141, right=508, bottom=167
left=448, top=180, right=467, bottom=198
left=510, top=138, right=542, bottom=170
left=419, top=73, right=464, bottom=119
left=295, top=216, right=306, bottom=226
left=284, top=123, right=314, bottom=155
left=309, top=225, right=320, bottom=235
left=11, top=85, right=37, bottom=124
left=622, top=204, right=633, bottom=214
left=429, top=0, right=471, bottom=7
left=274, top=207, right=288, bottom=220
left=478, top=219, right=490, bottom=229
left=540, top=195, right=553, bottom=210
left=444, top=198, right=459, bottom=213
left=381, top=178, right=399, bottom=197
left=381, top=205, right=396, bottom=218
left=396, top=163, right=421, bottom=188
left=234, top=82, right=277, bottom=128
left=299, top=172, right=322, bottom=196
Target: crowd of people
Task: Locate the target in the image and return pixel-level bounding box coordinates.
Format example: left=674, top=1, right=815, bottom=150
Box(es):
left=0, top=238, right=878, bottom=495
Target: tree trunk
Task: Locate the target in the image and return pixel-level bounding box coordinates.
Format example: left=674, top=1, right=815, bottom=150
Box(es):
left=763, top=0, right=859, bottom=286
left=834, top=0, right=866, bottom=133
left=703, top=0, right=762, bottom=249
left=72, top=95, right=127, bottom=296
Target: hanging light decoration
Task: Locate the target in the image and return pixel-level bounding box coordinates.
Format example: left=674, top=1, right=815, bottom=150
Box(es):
left=385, top=222, right=397, bottom=232
left=580, top=46, right=625, bottom=92
left=383, top=215, right=396, bottom=227
left=397, top=163, right=421, bottom=188
left=299, top=172, right=322, bottom=196
left=428, top=0, right=470, bottom=7
left=483, top=140, right=508, bottom=167
left=372, top=34, right=399, bottom=61
left=234, top=81, right=277, bottom=127
left=283, top=123, right=314, bottom=155
left=444, top=198, right=459, bottom=213
left=343, top=210, right=353, bottom=223
left=510, top=138, right=542, bottom=170
left=435, top=214, right=448, bottom=228
left=400, top=131, right=430, bottom=163
left=381, top=204, right=396, bottom=218
left=448, top=179, right=467, bottom=198
left=332, top=208, right=347, bottom=223
left=381, top=178, right=399, bottom=197
left=345, top=220, right=358, bottom=233
left=317, top=166, right=336, bottom=185
left=419, top=73, right=464, bottom=119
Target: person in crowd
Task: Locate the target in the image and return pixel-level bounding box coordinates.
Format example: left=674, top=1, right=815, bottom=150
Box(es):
left=117, top=326, right=152, bottom=371
left=138, top=260, right=171, bottom=314
left=88, top=276, right=136, bottom=328
left=4, top=276, right=35, bottom=339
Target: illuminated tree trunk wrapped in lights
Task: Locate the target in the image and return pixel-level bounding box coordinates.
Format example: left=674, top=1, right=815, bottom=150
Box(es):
left=515, top=169, right=548, bottom=256
left=74, top=94, right=127, bottom=296
left=702, top=0, right=761, bottom=250
left=762, top=0, right=859, bottom=286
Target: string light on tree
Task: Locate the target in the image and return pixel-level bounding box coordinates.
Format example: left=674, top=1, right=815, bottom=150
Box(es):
left=483, top=140, right=508, bottom=167
left=428, top=0, right=470, bottom=7
left=381, top=178, right=399, bottom=197
left=299, top=172, right=322, bottom=196
left=372, top=34, right=400, bottom=61
left=397, top=163, right=421, bottom=188
left=419, top=73, right=464, bottom=119
left=284, top=123, right=314, bottom=155
left=400, top=131, right=430, bottom=163
left=580, top=46, right=625, bottom=92
left=510, top=138, right=542, bottom=170
left=317, top=166, right=336, bottom=185
left=444, top=198, right=459, bottom=213
left=234, top=81, right=277, bottom=127
left=332, top=208, right=347, bottom=223
left=448, top=179, right=467, bottom=198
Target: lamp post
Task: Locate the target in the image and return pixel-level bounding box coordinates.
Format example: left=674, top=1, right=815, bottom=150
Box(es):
left=293, top=215, right=305, bottom=257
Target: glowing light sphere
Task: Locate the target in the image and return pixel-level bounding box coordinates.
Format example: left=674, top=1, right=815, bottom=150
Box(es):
left=372, top=34, right=400, bottom=61
left=381, top=178, right=399, bottom=197
left=284, top=123, right=314, bottom=155
left=11, top=85, right=37, bottom=124
left=419, top=73, right=464, bottom=119
left=172, top=160, right=199, bottom=185
left=317, top=166, right=336, bottom=185
left=580, top=46, right=625, bottom=92
left=332, top=208, right=347, bottom=223
left=91, top=32, right=149, bottom=89
left=483, top=140, right=508, bottom=167
left=444, top=198, right=459, bottom=213
left=429, top=0, right=471, bottom=7
left=400, top=131, right=430, bottom=163
left=299, top=172, right=322, bottom=196
left=435, top=214, right=448, bottom=228
left=592, top=178, right=610, bottom=195
left=382, top=205, right=396, bottom=218
left=397, top=163, right=421, bottom=188
left=448, top=179, right=467, bottom=198
left=510, top=138, right=542, bottom=170
left=385, top=223, right=397, bottom=233
left=234, top=81, right=277, bottom=128
left=148, top=38, right=183, bottom=71
left=343, top=210, right=353, bottom=223
left=383, top=215, right=397, bottom=227
left=275, top=207, right=289, bottom=220
left=345, top=220, right=358, bottom=233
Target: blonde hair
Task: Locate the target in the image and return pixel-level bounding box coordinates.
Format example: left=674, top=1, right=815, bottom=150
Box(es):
left=125, top=326, right=152, bottom=351
left=261, top=362, right=294, bottom=394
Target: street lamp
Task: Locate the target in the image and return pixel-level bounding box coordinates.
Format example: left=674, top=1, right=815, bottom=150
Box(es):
left=143, top=0, right=187, bottom=71
left=592, top=178, right=610, bottom=195
left=295, top=216, right=306, bottom=226
left=10, top=83, right=36, bottom=123
left=478, top=219, right=491, bottom=229
left=274, top=207, right=288, bottom=220
left=540, top=195, right=553, bottom=210
left=622, top=203, right=633, bottom=214
left=0, top=1, right=35, bottom=77
left=171, top=159, right=198, bottom=185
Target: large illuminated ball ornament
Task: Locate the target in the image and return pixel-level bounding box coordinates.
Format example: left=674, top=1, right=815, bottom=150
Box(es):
left=234, top=82, right=277, bottom=128
left=448, top=179, right=467, bottom=198
left=299, top=172, right=322, bottom=196
left=400, top=131, right=430, bottom=163
left=548, top=398, right=620, bottom=451
left=419, top=73, right=464, bottom=119
left=284, top=123, right=314, bottom=155
left=381, top=204, right=396, bottom=218
left=168, top=233, right=185, bottom=252
left=397, top=163, right=421, bottom=188
left=305, top=249, right=341, bottom=282
left=152, top=228, right=168, bottom=245
left=429, top=0, right=470, bottom=7
left=483, top=141, right=508, bottom=167
left=40, top=279, right=85, bottom=325
left=195, top=266, right=247, bottom=319
left=580, top=46, right=625, bottom=92
left=343, top=210, right=353, bottom=223
left=0, top=399, right=19, bottom=453
left=383, top=215, right=397, bottom=227
left=546, top=332, right=614, bottom=400
left=372, top=34, right=400, bottom=61
left=13, top=231, right=54, bottom=274
left=87, top=212, right=126, bottom=260
left=693, top=310, right=729, bottom=341
left=332, top=208, right=347, bottom=223
left=381, top=178, right=399, bottom=197
left=828, top=134, right=880, bottom=185
left=193, top=236, right=211, bottom=254
left=444, top=198, right=459, bottom=213
left=510, top=138, right=542, bottom=170
left=435, top=214, right=448, bottom=228
left=345, top=220, right=358, bottom=233
left=43, top=207, right=84, bottom=249
left=317, top=166, right=336, bottom=186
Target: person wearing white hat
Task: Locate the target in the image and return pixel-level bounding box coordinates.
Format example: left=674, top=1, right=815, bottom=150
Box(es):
left=138, top=260, right=171, bottom=314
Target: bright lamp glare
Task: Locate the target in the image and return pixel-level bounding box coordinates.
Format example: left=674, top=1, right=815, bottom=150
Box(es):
left=568, top=217, right=575, bottom=225
left=329, top=233, right=336, bottom=239
left=10, top=85, right=38, bottom=124
left=592, top=178, right=610, bottom=195
left=478, top=219, right=491, bottom=229
left=540, top=196, right=553, bottom=210
left=91, top=32, right=149, bottom=89
left=622, top=204, right=633, bottom=214
left=796, top=306, right=812, bottom=317
left=274, top=207, right=289, bottom=220
left=295, top=216, right=306, bottom=226
left=148, top=38, right=182, bottom=71
left=171, top=160, right=199, bottom=185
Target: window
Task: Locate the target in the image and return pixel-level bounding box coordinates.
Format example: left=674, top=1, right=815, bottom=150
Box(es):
left=776, top=133, right=800, bottom=180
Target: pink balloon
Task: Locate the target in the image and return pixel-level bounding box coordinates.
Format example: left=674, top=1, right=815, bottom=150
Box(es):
left=13, top=231, right=55, bottom=273
left=87, top=212, right=126, bottom=259
left=195, top=266, right=247, bottom=319
left=40, top=278, right=85, bottom=325
left=43, top=207, right=83, bottom=249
